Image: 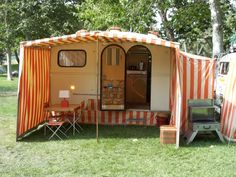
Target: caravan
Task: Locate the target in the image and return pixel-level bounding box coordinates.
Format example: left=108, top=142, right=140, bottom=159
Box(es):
left=17, top=29, right=220, bottom=146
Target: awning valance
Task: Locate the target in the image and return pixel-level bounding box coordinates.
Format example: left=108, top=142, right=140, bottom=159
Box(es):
left=21, top=31, right=180, bottom=49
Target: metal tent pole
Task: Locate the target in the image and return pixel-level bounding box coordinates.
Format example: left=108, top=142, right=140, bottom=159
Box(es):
left=96, top=37, right=100, bottom=143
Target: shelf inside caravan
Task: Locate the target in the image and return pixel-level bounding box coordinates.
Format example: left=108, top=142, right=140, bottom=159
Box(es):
left=126, top=70, right=147, bottom=75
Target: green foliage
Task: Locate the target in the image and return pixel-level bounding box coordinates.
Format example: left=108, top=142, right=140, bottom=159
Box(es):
left=0, top=0, right=83, bottom=51
left=156, top=1, right=212, bottom=56
left=222, top=1, right=236, bottom=49
left=0, top=0, right=21, bottom=51
left=230, top=34, right=236, bottom=45
left=16, top=0, right=83, bottom=40
left=0, top=0, right=235, bottom=57
left=171, top=2, right=211, bottom=42
left=77, top=0, right=155, bottom=33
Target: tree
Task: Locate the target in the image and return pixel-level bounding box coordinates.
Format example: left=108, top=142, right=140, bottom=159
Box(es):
left=77, top=0, right=155, bottom=33
left=209, top=0, right=223, bottom=57
left=221, top=0, right=236, bottom=51
left=0, top=0, right=83, bottom=80
left=17, top=0, right=83, bottom=40
left=0, top=0, right=20, bottom=80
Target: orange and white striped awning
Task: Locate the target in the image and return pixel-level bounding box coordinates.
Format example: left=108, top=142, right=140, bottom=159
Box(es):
left=21, top=30, right=180, bottom=49
left=170, top=51, right=216, bottom=133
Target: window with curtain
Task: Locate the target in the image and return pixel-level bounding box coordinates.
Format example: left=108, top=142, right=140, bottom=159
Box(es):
left=106, top=47, right=121, bottom=66
left=58, top=50, right=86, bottom=67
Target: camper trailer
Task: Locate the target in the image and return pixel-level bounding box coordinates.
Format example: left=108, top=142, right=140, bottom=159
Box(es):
left=215, top=52, right=236, bottom=105
left=17, top=29, right=218, bottom=146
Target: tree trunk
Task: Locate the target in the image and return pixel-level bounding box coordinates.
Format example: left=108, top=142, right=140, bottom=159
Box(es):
left=14, top=49, right=19, bottom=64
left=209, top=0, right=223, bottom=57
left=6, top=47, right=12, bottom=80
left=157, top=9, right=175, bottom=41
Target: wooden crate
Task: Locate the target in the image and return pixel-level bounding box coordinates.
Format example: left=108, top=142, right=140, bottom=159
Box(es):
left=160, top=125, right=176, bottom=144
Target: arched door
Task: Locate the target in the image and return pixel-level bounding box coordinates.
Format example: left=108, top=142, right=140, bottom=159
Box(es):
left=101, top=45, right=126, bottom=110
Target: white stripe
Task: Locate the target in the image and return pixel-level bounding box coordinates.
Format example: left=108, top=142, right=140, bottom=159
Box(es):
left=165, top=41, right=171, bottom=47
left=146, top=38, right=152, bottom=44
left=119, top=112, right=122, bottom=124
left=201, top=60, right=206, bottom=98
left=208, top=61, right=213, bottom=98
left=193, top=59, right=198, bottom=99
left=112, top=112, right=116, bottom=124
left=155, top=39, right=161, bottom=46
left=136, top=35, right=144, bottom=42
left=186, top=56, right=191, bottom=100
left=179, top=54, right=184, bottom=96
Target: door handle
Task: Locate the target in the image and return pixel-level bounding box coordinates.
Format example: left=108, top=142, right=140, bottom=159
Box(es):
left=203, top=125, right=211, bottom=129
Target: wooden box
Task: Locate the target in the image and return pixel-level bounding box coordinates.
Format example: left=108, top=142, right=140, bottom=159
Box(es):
left=160, top=125, right=176, bottom=144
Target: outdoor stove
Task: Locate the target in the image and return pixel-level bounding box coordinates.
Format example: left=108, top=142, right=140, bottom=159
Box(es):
left=185, top=99, right=224, bottom=144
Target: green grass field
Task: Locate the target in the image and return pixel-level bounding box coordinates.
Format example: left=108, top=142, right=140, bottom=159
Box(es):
left=0, top=76, right=236, bottom=177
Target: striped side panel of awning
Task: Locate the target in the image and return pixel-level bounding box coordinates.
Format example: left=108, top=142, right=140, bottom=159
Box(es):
left=221, top=61, right=236, bottom=140
left=80, top=110, right=156, bottom=126
left=17, top=47, right=50, bottom=138
left=170, top=51, right=215, bottom=133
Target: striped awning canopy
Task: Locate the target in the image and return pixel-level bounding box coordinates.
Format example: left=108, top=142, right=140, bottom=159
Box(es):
left=21, top=30, right=180, bottom=49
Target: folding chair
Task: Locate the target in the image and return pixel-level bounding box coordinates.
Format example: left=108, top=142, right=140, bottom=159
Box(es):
left=46, top=117, right=68, bottom=140
left=64, top=109, right=83, bottom=134
left=44, top=103, right=68, bottom=140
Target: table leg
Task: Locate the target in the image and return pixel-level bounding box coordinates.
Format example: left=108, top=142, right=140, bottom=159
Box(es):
left=73, top=111, right=75, bottom=135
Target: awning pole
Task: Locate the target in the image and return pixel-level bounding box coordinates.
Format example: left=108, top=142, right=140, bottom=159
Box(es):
left=176, top=85, right=181, bottom=149
left=96, top=37, right=100, bottom=143
left=175, top=49, right=181, bottom=149
left=16, top=44, right=25, bottom=141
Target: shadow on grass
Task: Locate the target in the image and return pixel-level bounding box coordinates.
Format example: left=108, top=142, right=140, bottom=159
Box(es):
left=21, top=124, right=161, bottom=143
left=20, top=124, right=229, bottom=148
left=180, top=132, right=228, bottom=148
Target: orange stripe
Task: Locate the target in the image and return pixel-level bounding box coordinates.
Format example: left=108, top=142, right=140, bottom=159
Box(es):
left=108, top=112, right=112, bottom=124
left=91, top=99, right=95, bottom=110
left=101, top=111, right=105, bottom=123
left=170, top=43, right=175, bottom=48
left=160, top=40, right=166, bottom=47
left=227, top=105, right=236, bottom=137
left=31, top=49, right=35, bottom=128
left=190, top=59, right=194, bottom=99
left=197, top=60, right=202, bottom=98
left=129, top=111, right=133, bottom=119
left=17, top=47, right=51, bottom=137
left=122, top=112, right=126, bottom=124
left=221, top=100, right=229, bottom=133
left=181, top=55, right=187, bottom=131
left=143, top=112, right=147, bottom=125
left=204, top=60, right=210, bottom=98
left=211, top=61, right=216, bottom=98
left=150, top=112, right=154, bottom=125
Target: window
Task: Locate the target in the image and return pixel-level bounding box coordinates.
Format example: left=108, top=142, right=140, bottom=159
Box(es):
left=219, top=62, right=229, bottom=75
left=58, top=50, right=86, bottom=67
left=106, top=47, right=121, bottom=66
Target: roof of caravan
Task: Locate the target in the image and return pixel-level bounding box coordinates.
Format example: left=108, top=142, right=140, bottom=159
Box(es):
left=220, top=52, right=236, bottom=62
left=21, top=30, right=180, bottom=49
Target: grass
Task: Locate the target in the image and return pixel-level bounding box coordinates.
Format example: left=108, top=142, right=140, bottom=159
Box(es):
left=1, top=76, right=236, bottom=177
left=0, top=75, right=18, bottom=96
